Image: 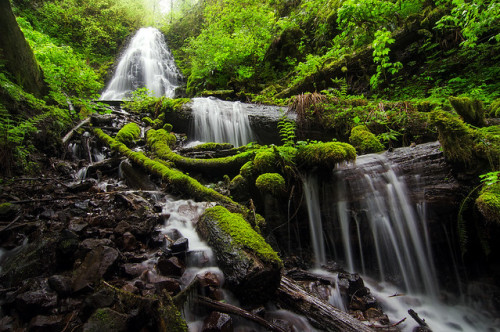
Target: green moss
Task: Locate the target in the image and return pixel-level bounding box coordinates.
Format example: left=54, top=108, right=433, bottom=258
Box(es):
left=240, top=161, right=255, bottom=178
left=348, top=125, right=385, bottom=153
left=476, top=183, right=500, bottom=224
left=203, top=206, right=282, bottom=266
left=255, top=173, right=285, bottom=196
left=295, top=141, right=356, bottom=169
left=161, top=293, right=188, bottom=332
left=147, top=129, right=253, bottom=177
left=115, top=123, right=141, bottom=146
left=142, top=117, right=164, bottom=129
left=449, top=96, right=485, bottom=126
left=0, top=202, right=17, bottom=216
left=429, top=109, right=477, bottom=165
left=253, top=150, right=277, bottom=173
left=163, top=123, right=173, bottom=132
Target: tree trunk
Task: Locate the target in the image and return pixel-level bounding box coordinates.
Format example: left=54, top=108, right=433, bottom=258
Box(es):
left=0, top=0, right=47, bottom=98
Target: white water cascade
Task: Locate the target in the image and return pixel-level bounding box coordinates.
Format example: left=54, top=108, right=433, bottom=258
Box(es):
left=100, top=27, right=181, bottom=100
left=189, top=97, right=256, bottom=147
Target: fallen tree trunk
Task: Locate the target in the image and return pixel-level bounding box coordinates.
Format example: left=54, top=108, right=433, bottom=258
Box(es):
left=277, top=276, right=374, bottom=332
left=197, top=296, right=286, bottom=332
left=62, top=117, right=91, bottom=145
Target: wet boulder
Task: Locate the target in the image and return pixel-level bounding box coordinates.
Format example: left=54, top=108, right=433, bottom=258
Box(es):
left=72, top=246, right=119, bottom=292
left=197, top=206, right=282, bottom=305
left=29, top=314, right=65, bottom=332
left=83, top=308, right=128, bottom=332
left=48, top=275, right=72, bottom=297
left=15, top=290, right=58, bottom=319
left=157, top=256, right=185, bottom=277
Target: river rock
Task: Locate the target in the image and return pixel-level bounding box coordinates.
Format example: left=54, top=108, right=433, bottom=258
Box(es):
left=29, top=314, right=65, bottom=331
left=145, top=271, right=181, bottom=295
left=198, top=271, right=224, bottom=301
left=202, top=312, right=233, bottom=332
left=171, top=237, right=189, bottom=253
left=15, top=290, right=58, bottom=319
left=72, top=246, right=119, bottom=292
left=122, top=263, right=148, bottom=278
left=157, top=256, right=185, bottom=277
left=48, top=275, right=72, bottom=297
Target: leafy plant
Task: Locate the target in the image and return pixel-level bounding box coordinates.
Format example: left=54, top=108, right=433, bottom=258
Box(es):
left=277, top=115, right=296, bottom=147
left=370, top=29, right=403, bottom=89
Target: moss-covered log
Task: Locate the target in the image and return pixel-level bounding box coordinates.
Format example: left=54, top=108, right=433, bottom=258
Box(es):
left=197, top=206, right=283, bottom=305
left=94, top=128, right=236, bottom=207
left=147, top=129, right=254, bottom=177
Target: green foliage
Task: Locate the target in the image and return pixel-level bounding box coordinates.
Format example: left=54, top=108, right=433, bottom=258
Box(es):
left=434, top=0, right=500, bottom=48
left=17, top=17, right=102, bottom=103
left=181, top=0, right=276, bottom=93
left=255, top=173, right=286, bottom=195
left=480, top=171, right=500, bottom=186
left=449, top=96, right=485, bottom=126
left=476, top=182, right=500, bottom=224
left=277, top=115, right=296, bottom=147
left=370, top=29, right=403, bottom=89
left=31, top=0, right=144, bottom=64
left=349, top=125, right=385, bottom=153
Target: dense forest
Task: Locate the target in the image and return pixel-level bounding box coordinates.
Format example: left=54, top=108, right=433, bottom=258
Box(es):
left=0, top=0, right=499, bottom=331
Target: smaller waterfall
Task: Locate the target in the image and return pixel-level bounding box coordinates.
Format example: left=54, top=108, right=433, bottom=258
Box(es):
left=189, top=97, right=255, bottom=147
left=100, top=27, right=181, bottom=100
left=331, top=154, right=439, bottom=296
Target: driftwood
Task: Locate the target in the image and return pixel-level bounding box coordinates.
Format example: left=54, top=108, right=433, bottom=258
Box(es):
left=62, top=117, right=91, bottom=145
left=277, top=276, right=374, bottom=332
left=197, top=296, right=287, bottom=332
left=408, top=309, right=432, bottom=332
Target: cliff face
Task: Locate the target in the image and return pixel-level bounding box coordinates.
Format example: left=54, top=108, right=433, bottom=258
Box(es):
left=0, top=0, right=47, bottom=98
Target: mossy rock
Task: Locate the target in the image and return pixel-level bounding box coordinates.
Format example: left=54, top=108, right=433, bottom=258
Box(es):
left=255, top=173, right=285, bottom=196
left=163, top=123, right=173, bottom=132
left=83, top=308, right=128, bottom=332
left=115, top=123, right=141, bottom=146
left=253, top=150, right=277, bottom=173
left=429, top=109, right=477, bottom=165
left=476, top=183, right=500, bottom=224
left=0, top=202, right=20, bottom=220
left=449, top=96, right=485, bottom=127
left=295, top=141, right=356, bottom=169
left=197, top=206, right=282, bottom=304
left=229, top=174, right=250, bottom=202
left=348, top=125, right=385, bottom=154
left=142, top=117, right=163, bottom=129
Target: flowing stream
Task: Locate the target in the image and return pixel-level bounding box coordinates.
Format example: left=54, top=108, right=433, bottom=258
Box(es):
left=188, top=97, right=256, bottom=147
left=100, top=27, right=181, bottom=100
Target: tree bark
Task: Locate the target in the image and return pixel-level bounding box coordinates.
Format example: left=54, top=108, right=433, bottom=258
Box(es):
left=0, top=0, right=47, bottom=98
left=277, top=276, right=374, bottom=332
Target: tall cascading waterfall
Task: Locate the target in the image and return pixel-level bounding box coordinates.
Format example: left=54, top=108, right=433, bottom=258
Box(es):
left=100, top=27, right=181, bottom=100
left=189, top=97, right=256, bottom=147
left=304, top=153, right=439, bottom=297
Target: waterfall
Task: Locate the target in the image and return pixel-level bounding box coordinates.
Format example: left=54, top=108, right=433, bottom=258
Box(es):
left=189, top=97, right=255, bottom=147
left=304, top=153, right=439, bottom=297
left=100, top=27, right=181, bottom=100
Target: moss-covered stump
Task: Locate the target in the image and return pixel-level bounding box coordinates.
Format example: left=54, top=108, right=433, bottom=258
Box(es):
left=296, top=141, right=356, bottom=169
left=476, top=183, right=500, bottom=224
left=115, top=123, right=141, bottom=146
left=197, top=206, right=283, bottom=304
left=449, top=96, right=485, bottom=127
left=147, top=129, right=254, bottom=177
left=255, top=173, right=286, bottom=196
left=348, top=125, right=384, bottom=154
